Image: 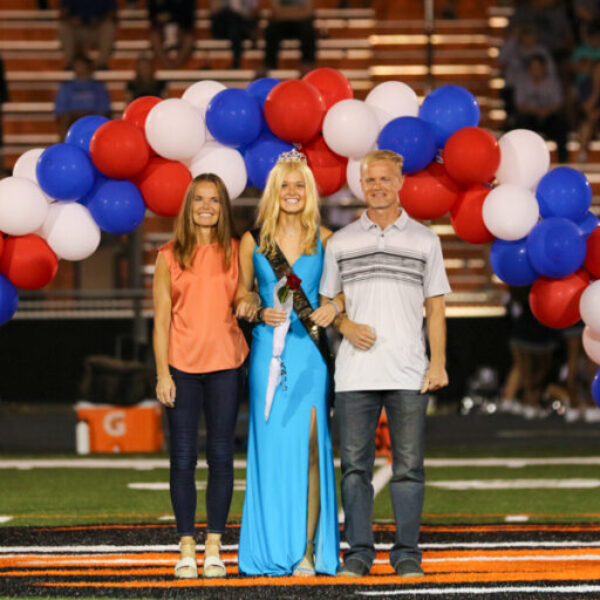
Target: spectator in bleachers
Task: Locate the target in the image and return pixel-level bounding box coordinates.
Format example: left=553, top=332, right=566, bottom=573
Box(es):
left=514, top=54, right=569, bottom=163
left=573, top=0, right=600, bottom=43
left=499, top=24, right=557, bottom=129
left=263, top=0, right=316, bottom=74
left=148, top=0, right=196, bottom=69
left=210, top=0, right=259, bottom=70
left=54, top=54, right=111, bottom=141
left=126, top=54, right=167, bottom=101
left=0, top=55, right=8, bottom=175
left=58, top=0, right=117, bottom=70
left=509, top=0, right=574, bottom=66
left=572, top=22, right=600, bottom=161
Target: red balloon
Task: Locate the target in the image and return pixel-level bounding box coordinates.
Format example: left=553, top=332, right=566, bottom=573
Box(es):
left=450, top=184, right=495, bottom=244
left=299, top=135, right=348, bottom=196
left=0, top=234, right=58, bottom=290
left=529, top=269, right=590, bottom=329
left=585, top=226, right=600, bottom=278
left=122, top=96, right=162, bottom=131
left=399, top=162, right=461, bottom=220
left=135, top=157, right=192, bottom=217
left=264, top=80, right=326, bottom=144
left=302, top=68, right=353, bottom=111
left=90, top=120, right=150, bottom=179
left=443, top=127, right=500, bottom=186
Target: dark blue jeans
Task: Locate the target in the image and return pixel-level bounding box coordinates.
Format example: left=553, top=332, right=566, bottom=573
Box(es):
left=167, top=365, right=242, bottom=537
left=336, top=389, right=428, bottom=569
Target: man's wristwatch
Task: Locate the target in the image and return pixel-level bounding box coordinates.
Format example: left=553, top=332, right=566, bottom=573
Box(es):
left=257, top=307, right=265, bottom=322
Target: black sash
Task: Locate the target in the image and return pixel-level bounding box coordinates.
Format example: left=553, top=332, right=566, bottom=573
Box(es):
left=251, top=228, right=335, bottom=408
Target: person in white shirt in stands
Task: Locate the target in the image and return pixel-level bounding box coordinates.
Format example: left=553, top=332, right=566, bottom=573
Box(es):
left=320, top=149, right=451, bottom=579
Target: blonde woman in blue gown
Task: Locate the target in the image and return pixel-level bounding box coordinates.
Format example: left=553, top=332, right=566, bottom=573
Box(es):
left=235, top=151, right=342, bottom=576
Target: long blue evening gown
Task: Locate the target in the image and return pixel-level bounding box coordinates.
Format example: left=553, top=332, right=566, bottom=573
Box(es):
left=238, top=238, right=340, bottom=576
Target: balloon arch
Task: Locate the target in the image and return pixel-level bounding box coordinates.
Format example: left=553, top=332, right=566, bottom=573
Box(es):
left=1, top=68, right=600, bottom=401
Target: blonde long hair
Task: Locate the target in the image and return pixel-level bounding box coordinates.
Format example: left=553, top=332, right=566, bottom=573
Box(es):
left=255, top=157, right=320, bottom=258
left=173, top=173, right=236, bottom=270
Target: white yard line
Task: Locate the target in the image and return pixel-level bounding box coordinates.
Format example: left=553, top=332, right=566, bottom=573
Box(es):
left=427, top=478, right=600, bottom=490
left=0, top=457, right=388, bottom=470
left=6, top=540, right=600, bottom=554
left=0, top=516, right=13, bottom=523
left=4, top=456, right=600, bottom=470
left=128, top=481, right=246, bottom=491
left=357, top=585, right=600, bottom=596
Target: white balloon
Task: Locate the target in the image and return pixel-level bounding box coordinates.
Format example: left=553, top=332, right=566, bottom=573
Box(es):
left=580, top=280, right=600, bottom=332
left=41, top=202, right=101, bottom=261
left=12, top=148, right=45, bottom=182
left=495, top=129, right=550, bottom=189
left=182, top=80, right=226, bottom=112
left=322, top=99, right=379, bottom=158
left=182, top=80, right=227, bottom=143
left=145, top=98, right=206, bottom=162
left=346, top=157, right=365, bottom=200
left=583, top=325, right=600, bottom=364
left=189, top=141, right=247, bottom=200
left=0, top=176, right=49, bottom=235
left=365, top=81, right=419, bottom=120
left=371, top=105, right=394, bottom=132
left=482, top=183, right=539, bottom=241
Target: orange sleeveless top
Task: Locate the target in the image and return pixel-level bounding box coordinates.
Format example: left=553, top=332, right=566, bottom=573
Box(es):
left=159, top=240, right=248, bottom=374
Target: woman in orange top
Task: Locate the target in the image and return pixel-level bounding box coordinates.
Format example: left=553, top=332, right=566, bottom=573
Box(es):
left=153, top=173, right=248, bottom=580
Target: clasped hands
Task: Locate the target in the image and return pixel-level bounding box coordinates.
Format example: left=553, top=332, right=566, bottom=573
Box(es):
left=235, top=293, right=338, bottom=328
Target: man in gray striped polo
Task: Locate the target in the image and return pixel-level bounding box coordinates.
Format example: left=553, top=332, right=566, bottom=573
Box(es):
left=320, top=149, right=451, bottom=578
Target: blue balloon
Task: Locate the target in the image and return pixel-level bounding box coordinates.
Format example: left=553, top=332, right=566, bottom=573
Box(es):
left=418, top=85, right=480, bottom=147
left=247, top=77, right=280, bottom=108
left=247, top=77, right=281, bottom=133
left=377, top=117, right=436, bottom=174
left=575, top=211, right=599, bottom=238
left=36, top=143, right=96, bottom=201
left=490, top=238, right=539, bottom=286
left=206, top=88, right=262, bottom=147
left=86, top=179, right=146, bottom=234
left=0, top=273, right=18, bottom=326
left=536, top=167, right=592, bottom=220
left=592, top=368, right=600, bottom=407
left=244, top=131, right=294, bottom=189
left=65, top=115, right=110, bottom=153
left=526, top=217, right=587, bottom=278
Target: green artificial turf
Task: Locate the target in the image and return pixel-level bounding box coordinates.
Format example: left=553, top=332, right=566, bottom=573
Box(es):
left=3, top=452, right=600, bottom=526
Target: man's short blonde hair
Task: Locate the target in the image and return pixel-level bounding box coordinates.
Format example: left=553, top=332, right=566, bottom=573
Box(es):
left=360, top=150, right=404, bottom=177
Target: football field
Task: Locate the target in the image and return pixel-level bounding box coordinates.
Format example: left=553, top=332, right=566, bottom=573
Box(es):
left=2, top=449, right=600, bottom=599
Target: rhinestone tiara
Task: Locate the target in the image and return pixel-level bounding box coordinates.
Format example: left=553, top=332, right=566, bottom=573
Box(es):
left=276, top=148, right=307, bottom=164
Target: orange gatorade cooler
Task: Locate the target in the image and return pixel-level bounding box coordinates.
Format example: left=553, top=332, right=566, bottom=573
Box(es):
left=75, top=400, right=164, bottom=453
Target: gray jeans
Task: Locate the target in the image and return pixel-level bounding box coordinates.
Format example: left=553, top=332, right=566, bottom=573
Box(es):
left=336, top=389, right=428, bottom=569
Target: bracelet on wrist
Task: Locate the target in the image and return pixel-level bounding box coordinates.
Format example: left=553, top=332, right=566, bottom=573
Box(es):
left=327, top=299, right=340, bottom=318
left=256, top=307, right=265, bottom=322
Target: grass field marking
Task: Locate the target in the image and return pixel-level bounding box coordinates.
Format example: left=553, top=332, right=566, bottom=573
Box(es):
left=128, top=480, right=246, bottom=491
left=357, top=584, right=600, bottom=596
left=428, top=478, right=600, bottom=490
left=9, top=456, right=600, bottom=470
left=0, top=517, right=13, bottom=524
left=504, top=515, right=529, bottom=522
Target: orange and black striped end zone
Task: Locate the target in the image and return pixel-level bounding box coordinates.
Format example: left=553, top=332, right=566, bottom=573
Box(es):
left=2, top=523, right=600, bottom=599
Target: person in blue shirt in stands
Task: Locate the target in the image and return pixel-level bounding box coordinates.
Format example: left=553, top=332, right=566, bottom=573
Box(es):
left=54, top=53, right=111, bottom=140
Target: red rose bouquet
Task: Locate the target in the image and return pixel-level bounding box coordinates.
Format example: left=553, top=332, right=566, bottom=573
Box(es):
left=277, top=272, right=302, bottom=303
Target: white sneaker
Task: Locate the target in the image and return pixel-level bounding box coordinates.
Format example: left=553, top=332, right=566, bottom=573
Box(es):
left=564, top=408, right=582, bottom=423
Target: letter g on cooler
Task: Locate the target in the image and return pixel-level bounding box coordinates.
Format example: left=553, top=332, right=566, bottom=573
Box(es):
left=103, top=410, right=126, bottom=437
